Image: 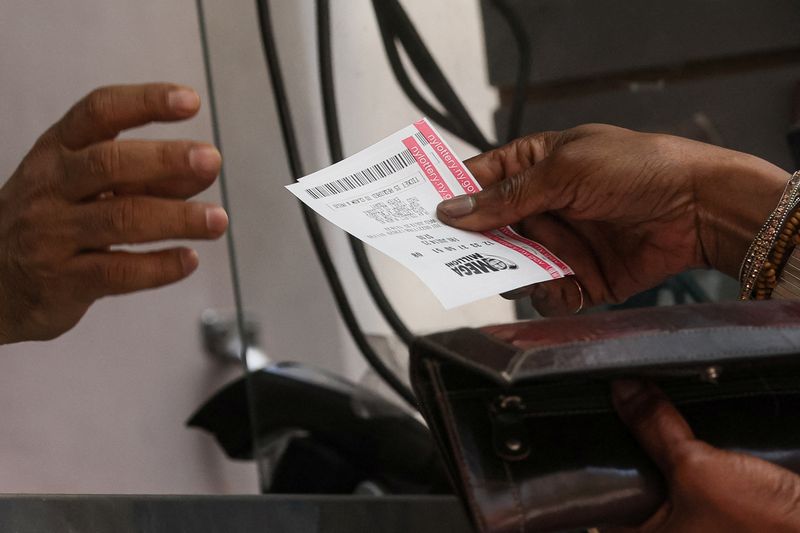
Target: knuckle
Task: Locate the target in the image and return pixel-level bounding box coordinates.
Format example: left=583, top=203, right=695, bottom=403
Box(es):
left=32, top=128, right=61, bottom=152
left=159, top=143, right=171, bottom=169
left=86, top=143, right=122, bottom=181
left=670, top=443, right=710, bottom=485
left=96, top=259, right=136, bottom=288
left=159, top=142, right=181, bottom=172
left=520, top=134, right=552, bottom=162
left=53, top=147, right=73, bottom=186
left=671, top=441, right=703, bottom=470
left=178, top=204, right=195, bottom=235
left=156, top=253, right=179, bottom=283
left=107, top=196, right=139, bottom=235
left=498, top=173, right=528, bottom=212
left=142, top=85, right=165, bottom=117
left=84, top=88, right=116, bottom=126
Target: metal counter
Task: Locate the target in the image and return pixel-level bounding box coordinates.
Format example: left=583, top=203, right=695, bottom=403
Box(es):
left=0, top=495, right=472, bottom=532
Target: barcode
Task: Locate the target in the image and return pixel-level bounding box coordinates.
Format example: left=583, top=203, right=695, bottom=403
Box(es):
left=414, top=132, right=428, bottom=145
left=306, top=149, right=417, bottom=199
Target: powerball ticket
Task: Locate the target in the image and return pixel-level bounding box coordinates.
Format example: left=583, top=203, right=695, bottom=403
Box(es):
left=286, top=118, right=572, bottom=309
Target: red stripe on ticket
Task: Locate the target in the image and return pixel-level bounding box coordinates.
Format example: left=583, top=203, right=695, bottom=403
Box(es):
left=402, top=136, right=454, bottom=200
left=496, top=227, right=573, bottom=275
left=484, top=231, right=561, bottom=279
left=414, top=119, right=480, bottom=194
left=415, top=119, right=566, bottom=275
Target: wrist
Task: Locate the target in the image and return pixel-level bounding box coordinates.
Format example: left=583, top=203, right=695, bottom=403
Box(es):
left=693, top=150, right=789, bottom=279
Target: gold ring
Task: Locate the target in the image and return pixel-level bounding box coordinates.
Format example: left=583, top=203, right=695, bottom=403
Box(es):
left=571, top=277, right=585, bottom=314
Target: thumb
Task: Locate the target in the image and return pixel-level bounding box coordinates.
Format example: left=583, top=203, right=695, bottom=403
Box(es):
left=436, top=163, right=559, bottom=231
left=611, top=380, right=697, bottom=478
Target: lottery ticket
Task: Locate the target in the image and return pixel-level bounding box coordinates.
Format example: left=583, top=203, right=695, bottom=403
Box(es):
left=287, top=119, right=572, bottom=309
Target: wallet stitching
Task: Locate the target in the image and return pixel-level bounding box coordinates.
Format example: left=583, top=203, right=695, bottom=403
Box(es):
left=430, top=361, right=491, bottom=532
left=502, top=460, right=526, bottom=533
left=506, top=325, right=800, bottom=377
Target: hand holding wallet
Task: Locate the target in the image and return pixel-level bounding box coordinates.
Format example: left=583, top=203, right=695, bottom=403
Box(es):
left=410, top=300, right=800, bottom=532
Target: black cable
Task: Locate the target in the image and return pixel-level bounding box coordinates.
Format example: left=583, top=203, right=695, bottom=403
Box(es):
left=372, top=0, right=530, bottom=147
left=371, top=0, right=494, bottom=151
left=380, top=0, right=494, bottom=150
left=194, top=0, right=265, bottom=490
left=254, top=0, right=417, bottom=408
left=316, top=0, right=416, bottom=347
left=316, top=0, right=342, bottom=163
left=488, top=0, right=531, bottom=142
left=371, top=4, right=464, bottom=139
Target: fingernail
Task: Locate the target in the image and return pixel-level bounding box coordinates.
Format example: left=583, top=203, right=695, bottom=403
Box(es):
left=438, top=195, right=475, bottom=218
left=189, top=146, right=222, bottom=176
left=180, top=248, right=200, bottom=274
left=501, top=287, right=532, bottom=300
left=205, top=206, right=229, bottom=235
left=612, top=379, right=646, bottom=403
left=168, top=89, right=200, bottom=113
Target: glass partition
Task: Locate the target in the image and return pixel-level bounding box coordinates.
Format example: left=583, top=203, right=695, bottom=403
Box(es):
left=196, top=0, right=800, bottom=494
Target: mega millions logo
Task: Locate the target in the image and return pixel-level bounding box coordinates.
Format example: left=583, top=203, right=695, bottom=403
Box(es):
left=445, top=253, right=519, bottom=277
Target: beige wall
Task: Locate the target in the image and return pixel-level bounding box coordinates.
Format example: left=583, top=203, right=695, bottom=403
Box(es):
left=0, top=0, right=256, bottom=493
left=0, top=0, right=510, bottom=493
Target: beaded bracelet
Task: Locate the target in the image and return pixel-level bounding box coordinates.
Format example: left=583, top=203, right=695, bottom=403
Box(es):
left=751, top=204, right=800, bottom=299
left=739, top=171, right=800, bottom=300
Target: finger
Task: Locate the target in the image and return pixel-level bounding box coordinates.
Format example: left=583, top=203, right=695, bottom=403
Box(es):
left=611, top=380, right=696, bottom=477
left=439, top=131, right=570, bottom=230
left=464, top=132, right=562, bottom=187
left=71, top=247, right=200, bottom=298
left=62, top=140, right=221, bottom=201
left=527, top=277, right=588, bottom=317
left=500, top=279, right=584, bottom=317
left=50, top=83, right=201, bottom=150
left=437, top=158, right=568, bottom=232
left=518, top=214, right=616, bottom=313
left=71, top=197, right=228, bottom=249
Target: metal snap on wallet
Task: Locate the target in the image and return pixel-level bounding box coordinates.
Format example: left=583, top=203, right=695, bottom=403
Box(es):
left=410, top=300, right=800, bottom=533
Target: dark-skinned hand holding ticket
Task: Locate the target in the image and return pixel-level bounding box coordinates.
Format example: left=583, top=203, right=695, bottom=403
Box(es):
left=287, top=119, right=571, bottom=309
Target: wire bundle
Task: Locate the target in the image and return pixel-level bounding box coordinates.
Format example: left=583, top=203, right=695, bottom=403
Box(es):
left=254, top=0, right=418, bottom=408
left=248, top=0, right=536, bottom=408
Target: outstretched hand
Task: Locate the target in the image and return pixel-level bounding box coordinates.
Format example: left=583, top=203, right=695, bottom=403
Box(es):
left=0, top=83, right=228, bottom=344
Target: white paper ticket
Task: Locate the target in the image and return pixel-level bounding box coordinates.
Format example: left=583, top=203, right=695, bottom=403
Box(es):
left=286, top=119, right=572, bottom=309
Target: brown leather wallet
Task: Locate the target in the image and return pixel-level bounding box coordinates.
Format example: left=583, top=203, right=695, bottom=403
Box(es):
left=410, top=300, right=800, bottom=533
